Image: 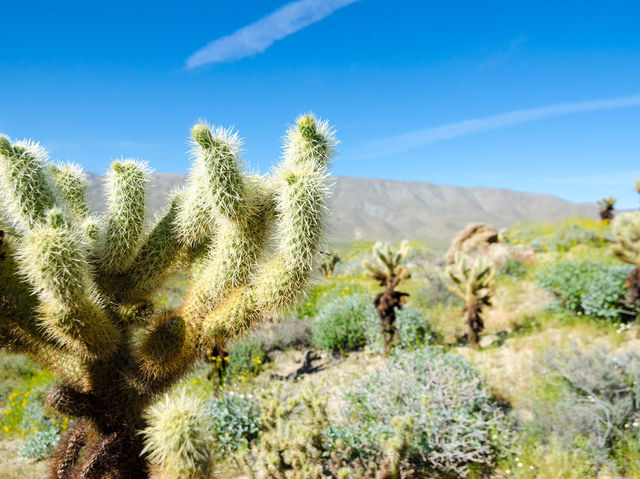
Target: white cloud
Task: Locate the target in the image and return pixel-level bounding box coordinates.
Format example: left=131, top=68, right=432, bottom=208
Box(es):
left=186, top=0, right=360, bottom=68
left=360, top=94, right=640, bottom=159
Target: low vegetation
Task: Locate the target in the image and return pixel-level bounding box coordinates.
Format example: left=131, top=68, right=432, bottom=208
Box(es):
left=2, top=204, right=640, bottom=477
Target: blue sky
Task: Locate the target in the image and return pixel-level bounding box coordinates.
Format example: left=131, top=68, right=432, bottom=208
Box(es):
left=1, top=0, right=639, bottom=207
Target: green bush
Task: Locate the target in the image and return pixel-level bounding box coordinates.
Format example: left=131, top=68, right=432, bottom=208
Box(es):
left=311, top=294, right=374, bottom=353
left=501, top=257, right=527, bottom=278
left=202, top=392, right=261, bottom=458
left=537, top=260, right=636, bottom=321
left=225, top=338, right=268, bottom=381
left=1, top=369, right=68, bottom=459
left=528, top=223, right=608, bottom=252
left=525, top=345, right=640, bottom=474
left=364, top=305, right=437, bottom=352
left=334, top=347, right=512, bottom=477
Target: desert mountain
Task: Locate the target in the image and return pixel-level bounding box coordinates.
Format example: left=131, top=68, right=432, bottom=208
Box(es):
left=86, top=173, right=597, bottom=246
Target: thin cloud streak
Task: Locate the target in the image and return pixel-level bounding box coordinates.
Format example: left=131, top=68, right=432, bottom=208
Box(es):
left=360, top=94, right=640, bottom=159
left=186, top=0, right=360, bottom=68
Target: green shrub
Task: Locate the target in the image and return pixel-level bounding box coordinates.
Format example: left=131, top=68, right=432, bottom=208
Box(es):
left=501, top=257, right=527, bottom=278
left=412, top=271, right=463, bottom=308
left=334, top=347, right=512, bottom=477
left=225, top=338, right=268, bottom=382
left=311, top=294, right=374, bottom=353
left=364, top=305, right=437, bottom=352
left=529, top=224, right=607, bottom=252
left=525, top=345, right=640, bottom=474
left=202, top=392, right=260, bottom=458
left=1, top=369, right=68, bottom=459
left=537, top=260, right=636, bottom=321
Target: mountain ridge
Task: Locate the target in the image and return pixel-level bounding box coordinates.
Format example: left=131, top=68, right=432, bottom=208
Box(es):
left=86, top=173, right=597, bottom=245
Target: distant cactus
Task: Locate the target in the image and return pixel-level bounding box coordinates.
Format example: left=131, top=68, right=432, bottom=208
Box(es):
left=363, top=240, right=411, bottom=355
left=598, top=196, right=616, bottom=222
left=443, top=253, right=495, bottom=348
left=611, top=212, right=640, bottom=305
left=0, top=114, right=335, bottom=478
left=319, top=251, right=340, bottom=278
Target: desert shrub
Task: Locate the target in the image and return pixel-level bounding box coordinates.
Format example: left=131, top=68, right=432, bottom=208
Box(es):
left=0, top=353, right=37, bottom=403
left=528, top=224, right=607, bottom=252
left=364, top=305, right=437, bottom=352
left=202, top=392, right=261, bottom=458
left=0, top=369, right=69, bottom=459
left=506, top=219, right=608, bottom=250
left=412, top=271, right=462, bottom=308
left=311, top=294, right=375, bottom=353
left=501, top=257, right=527, bottom=278
left=225, top=337, right=268, bottom=381
left=537, top=260, right=636, bottom=321
left=296, top=282, right=367, bottom=319
left=243, top=385, right=409, bottom=478
left=335, top=347, right=512, bottom=477
left=525, top=345, right=640, bottom=473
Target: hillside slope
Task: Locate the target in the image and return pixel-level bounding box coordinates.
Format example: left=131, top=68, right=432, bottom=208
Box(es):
left=86, top=174, right=596, bottom=244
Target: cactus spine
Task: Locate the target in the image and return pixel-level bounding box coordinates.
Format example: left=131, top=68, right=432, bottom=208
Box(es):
left=0, top=114, right=335, bottom=478
left=363, top=240, right=411, bottom=355
left=443, top=253, right=495, bottom=348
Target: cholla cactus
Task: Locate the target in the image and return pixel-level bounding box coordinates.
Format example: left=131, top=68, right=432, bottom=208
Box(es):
left=597, top=196, right=616, bottom=222
left=0, top=114, right=335, bottom=478
left=363, top=241, right=411, bottom=355
left=443, top=253, right=495, bottom=348
left=141, top=389, right=213, bottom=479
left=611, top=212, right=640, bottom=304
left=318, top=251, right=340, bottom=278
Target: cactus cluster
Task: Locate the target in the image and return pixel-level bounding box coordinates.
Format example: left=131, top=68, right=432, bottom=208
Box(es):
left=0, top=114, right=335, bottom=478
left=363, top=240, right=411, bottom=355
left=241, top=385, right=410, bottom=478
left=611, top=211, right=640, bottom=305
left=443, top=253, right=495, bottom=348
left=598, top=196, right=616, bottom=222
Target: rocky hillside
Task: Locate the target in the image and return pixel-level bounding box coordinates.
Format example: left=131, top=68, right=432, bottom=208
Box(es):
left=86, top=174, right=597, bottom=245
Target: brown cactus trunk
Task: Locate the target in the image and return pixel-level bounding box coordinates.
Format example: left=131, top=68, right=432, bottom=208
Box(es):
left=464, top=299, right=483, bottom=349
left=373, top=280, right=408, bottom=355
left=50, top=417, right=150, bottom=479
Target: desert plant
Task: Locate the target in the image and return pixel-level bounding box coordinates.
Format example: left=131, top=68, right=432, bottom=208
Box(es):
left=0, top=114, right=335, bottom=477
left=311, top=294, right=374, bottom=353
left=201, top=391, right=261, bottom=459
left=141, top=389, right=213, bottom=479
left=526, top=345, right=640, bottom=473
left=242, top=385, right=411, bottom=478
left=598, top=196, right=616, bottom=222
left=537, top=260, right=636, bottom=321
left=443, top=253, right=495, bottom=348
left=363, top=240, right=411, bottom=354
left=337, top=347, right=511, bottom=477
left=611, top=211, right=640, bottom=307
left=319, top=252, right=340, bottom=278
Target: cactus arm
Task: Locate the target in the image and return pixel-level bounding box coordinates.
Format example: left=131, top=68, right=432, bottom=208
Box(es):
left=49, top=162, right=91, bottom=221
left=125, top=191, right=186, bottom=300
left=186, top=176, right=275, bottom=320
left=17, top=210, right=120, bottom=361
left=197, top=115, right=334, bottom=346
left=135, top=313, right=197, bottom=386
left=99, top=160, right=151, bottom=274
left=0, top=135, right=56, bottom=231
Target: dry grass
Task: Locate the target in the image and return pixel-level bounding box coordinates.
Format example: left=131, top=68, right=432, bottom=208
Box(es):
left=0, top=439, right=48, bottom=479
